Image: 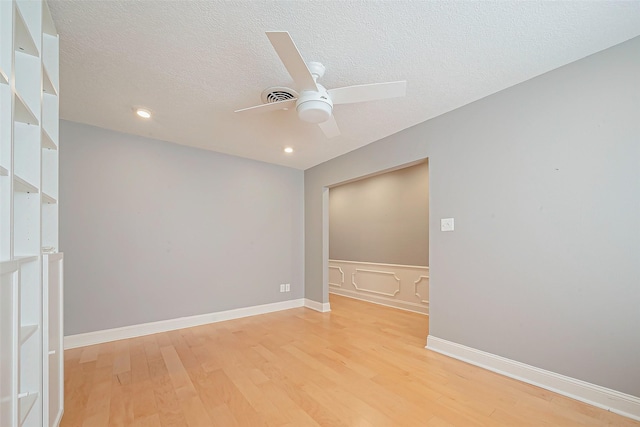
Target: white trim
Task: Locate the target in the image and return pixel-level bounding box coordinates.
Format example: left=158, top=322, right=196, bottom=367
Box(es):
left=330, top=290, right=428, bottom=315
left=330, top=259, right=429, bottom=270
left=352, top=268, right=401, bottom=297
left=0, top=260, right=20, bottom=275
left=325, top=158, right=427, bottom=189
left=328, top=265, right=345, bottom=287
left=304, top=299, right=331, bottom=313
left=426, top=336, right=640, bottom=422
left=64, top=299, right=305, bottom=349
left=413, top=275, right=430, bottom=304
left=44, top=252, right=63, bottom=262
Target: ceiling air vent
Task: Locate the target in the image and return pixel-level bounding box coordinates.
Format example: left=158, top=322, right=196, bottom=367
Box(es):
left=261, top=87, right=298, bottom=104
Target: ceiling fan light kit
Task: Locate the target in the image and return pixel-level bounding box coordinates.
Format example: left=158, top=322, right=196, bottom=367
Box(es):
left=296, top=86, right=333, bottom=123
left=235, top=31, right=407, bottom=138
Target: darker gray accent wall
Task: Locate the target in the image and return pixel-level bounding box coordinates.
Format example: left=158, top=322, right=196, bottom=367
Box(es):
left=329, top=161, right=429, bottom=266
left=60, top=121, right=304, bottom=335
left=305, top=37, right=640, bottom=396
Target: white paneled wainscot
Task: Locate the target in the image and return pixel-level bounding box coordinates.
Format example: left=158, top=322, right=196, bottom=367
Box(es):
left=329, top=260, right=429, bottom=314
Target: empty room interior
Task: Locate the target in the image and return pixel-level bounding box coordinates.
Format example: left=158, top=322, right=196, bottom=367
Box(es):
left=1, top=1, right=639, bottom=426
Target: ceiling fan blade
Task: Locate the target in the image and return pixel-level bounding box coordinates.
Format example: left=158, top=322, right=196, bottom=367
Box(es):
left=318, top=115, right=341, bottom=138
left=266, top=31, right=319, bottom=92
left=234, top=98, right=296, bottom=115
left=329, top=81, right=407, bottom=105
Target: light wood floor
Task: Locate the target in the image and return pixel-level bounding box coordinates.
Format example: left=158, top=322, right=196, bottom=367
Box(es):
left=61, top=294, right=639, bottom=426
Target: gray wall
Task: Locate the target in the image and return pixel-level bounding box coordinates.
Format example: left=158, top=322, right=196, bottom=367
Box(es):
left=329, top=161, right=429, bottom=266
left=305, top=37, right=640, bottom=396
left=60, top=121, right=304, bottom=335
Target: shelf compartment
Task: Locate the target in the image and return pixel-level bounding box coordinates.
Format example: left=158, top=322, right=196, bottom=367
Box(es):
left=41, top=144, right=57, bottom=196
left=13, top=175, right=38, bottom=193
left=13, top=9, right=38, bottom=57
left=13, top=92, right=39, bottom=125
left=42, top=63, right=57, bottom=96
left=41, top=192, right=56, bottom=204
left=18, top=392, right=38, bottom=426
left=0, top=165, right=7, bottom=176
left=1, top=0, right=13, bottom=85
left=42, top=1, right=56, bottom=36
left=19, top=324, right=37, bottom=345
left=42, top=201, right=58, bottom=251
left=42, top=93, right=58, bottom=146
left=1, top=84, right=11, bottom=167
left=14, top=121, right=41, bottom=187
left=0, top=263, right=17, bottom=420
left=42, top=34, right=59, bottom=97
left=18, top=263, right=42, bottom=421
left=0, top=178, right=10, bottom=260
left=14, top=51, right=41, bottom=122
left=13, top=190, right=41, bottom=257
left=41, top=127, right=57, bottom=150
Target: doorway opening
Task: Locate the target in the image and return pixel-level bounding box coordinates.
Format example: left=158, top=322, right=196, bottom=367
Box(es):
left=326, top=159, right=430, bottom=340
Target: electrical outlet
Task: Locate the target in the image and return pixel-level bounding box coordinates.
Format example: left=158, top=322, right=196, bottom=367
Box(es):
left=279, top=284, right=285, bottom=292
left=285, top=283, right=290, bottom=292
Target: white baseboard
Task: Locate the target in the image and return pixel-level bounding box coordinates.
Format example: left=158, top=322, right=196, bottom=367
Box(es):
left=64, top=299, right=305, bottom=349
left=329, top=289, right=428, bottom=315
left=426, top=336, right=640, bottom=421
left=304, top=298, right=331, bottom=312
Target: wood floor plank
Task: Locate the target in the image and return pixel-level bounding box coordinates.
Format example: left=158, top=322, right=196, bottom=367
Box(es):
left=205, top=404, right=241, bottom=427
left=79, top=344, right=100, bottom=364
left=149, top=369, right=188, bottom=427
left=160, top=345, right=198, bottom=400
left=61, top=294, right=640, bottom=426
left=221, top=364, right=293, bottom=426
left=200, top=368, right=266, bottom=426
left=108, top=374, right=134, bottom=427
left=131, top=379, right=158, bottom=421
left=179, top=396, right=214, bottom=427
left=132, top=413, right=162, bottom=427
left=81, top=366, right=113, bottom=427
left=112, top=340, right=131, bottom=375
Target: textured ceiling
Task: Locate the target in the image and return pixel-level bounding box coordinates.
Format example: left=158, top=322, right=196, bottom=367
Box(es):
left=49, top=1, right=640, bottom=170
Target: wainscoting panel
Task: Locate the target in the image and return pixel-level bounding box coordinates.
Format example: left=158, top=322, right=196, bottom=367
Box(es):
left=329, top=260, right=429, bottom=314
left=414, top=275, right=430, bottom=304
left=352, top=268, right=401, bottom=297
left=328, top=265, right=345, bottom=288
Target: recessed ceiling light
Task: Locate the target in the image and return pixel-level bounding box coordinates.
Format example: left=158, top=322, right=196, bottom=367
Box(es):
left=135, top=108, right=151, bottom=119
left=284, top=147, right=294, bottom=154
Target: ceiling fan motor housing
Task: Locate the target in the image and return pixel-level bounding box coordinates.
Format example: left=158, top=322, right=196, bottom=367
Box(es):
left=296, top=85, right=333, bottom=123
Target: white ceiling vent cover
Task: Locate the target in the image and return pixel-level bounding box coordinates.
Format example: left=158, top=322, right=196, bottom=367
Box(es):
left=261, top=87, right=299, bottom=104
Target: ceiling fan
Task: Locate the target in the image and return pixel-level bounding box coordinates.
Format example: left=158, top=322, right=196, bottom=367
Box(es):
left=235, top=31, right=407, bottom=138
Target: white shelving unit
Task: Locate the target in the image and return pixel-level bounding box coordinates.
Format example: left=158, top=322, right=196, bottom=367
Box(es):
left=0, top=1, right=62, bottom=426
left=43, top=253, right=63, bottom=427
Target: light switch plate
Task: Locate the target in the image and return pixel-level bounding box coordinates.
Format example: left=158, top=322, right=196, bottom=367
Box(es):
left=441, top=218, right=454, bottom=231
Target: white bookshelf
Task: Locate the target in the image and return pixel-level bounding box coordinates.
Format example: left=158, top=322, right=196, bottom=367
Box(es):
left=0, top=1, right=62, bottom=426
left=43, top=253, right=63, bottom=427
